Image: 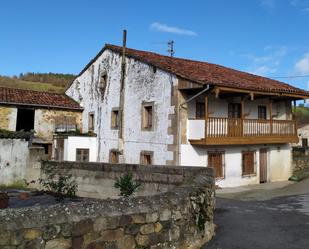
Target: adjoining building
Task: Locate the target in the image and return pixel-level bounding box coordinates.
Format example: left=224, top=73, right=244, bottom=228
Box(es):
left=63, top=44, right=308, bottom=187
left=0, top=87, right=83, bottom=158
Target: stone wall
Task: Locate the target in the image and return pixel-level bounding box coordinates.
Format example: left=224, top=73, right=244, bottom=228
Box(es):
left=41, top=161, right=211, bottom=199
left=292, top=156, right=309, bottom=172
left=0, top=165, right=215, bottom=249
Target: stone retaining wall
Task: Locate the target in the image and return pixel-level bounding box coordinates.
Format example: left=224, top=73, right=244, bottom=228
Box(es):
left=292, top=156, right=309, bottom=172
left=41, top=161, right=211, bottom=199
left=0, top=165, right=215, bottom=249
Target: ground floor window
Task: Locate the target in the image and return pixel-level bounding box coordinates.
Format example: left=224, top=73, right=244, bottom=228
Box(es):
left=76, top=148, right=89, bottom=162
left=208, top=151, right=225, bottom=178
left=109, top=150, right=120, bottom=164
left=140, top=151, right=153, bottom=165
left=242, top=151, right=256, bottom=176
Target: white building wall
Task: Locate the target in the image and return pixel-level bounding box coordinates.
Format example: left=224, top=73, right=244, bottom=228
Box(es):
left=66, top=49, right=177, bottom=164
left=64, top=136, right=97, bottom=162
left=181, top=143, right=291, bottom=187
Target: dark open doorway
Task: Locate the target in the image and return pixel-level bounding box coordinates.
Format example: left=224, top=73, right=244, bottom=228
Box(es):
left=16, top=108, right=35, bottom=131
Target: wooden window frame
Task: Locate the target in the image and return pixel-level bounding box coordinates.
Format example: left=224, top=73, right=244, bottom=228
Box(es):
left=207, top=151, right=225, bottom=179
left=258, top=105, right=267, bottom=120
left=76, top=148, right=90, bottom=162
left=88, top=112, right=95, bottom=132
left=109, top=149, right=120, bottom=164
left=111, top=108, right=120, bottom=130
left=196, top=101, right=205, bottom=119
left=141, top=102, right=154, bottom=131
left=140, top=151, right=153, bottom=165
left=228, top=103, right=241, bottom=118
left=242, top=151, right=256, bottom=177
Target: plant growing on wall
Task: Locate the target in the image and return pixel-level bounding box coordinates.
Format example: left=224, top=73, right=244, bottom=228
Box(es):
left=39, top=163, right=77, bottom=200
left=114, top=172, right=141, bottom=197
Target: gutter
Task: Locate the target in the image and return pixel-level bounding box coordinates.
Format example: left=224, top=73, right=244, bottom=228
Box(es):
left=177, top=84, right=211, bottom=165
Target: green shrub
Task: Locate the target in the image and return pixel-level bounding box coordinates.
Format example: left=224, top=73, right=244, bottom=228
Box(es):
left=114, top=172, right=141, bottom=197
left=0, top=129, right=34, bottom=140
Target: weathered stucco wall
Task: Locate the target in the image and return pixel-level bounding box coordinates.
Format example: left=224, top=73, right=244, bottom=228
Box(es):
left=66, top=49, right=177, bottom=164
left=0, top=139, right=45, bottom=185
left=0, top=106, right=17, bottom=131
left=0, top=165, right=215, bottom=249
left=42, top=161, right=211, bottom=199
left=35, top=109, right=82, bottom=141
left=0, top=139, right=29, bottom=185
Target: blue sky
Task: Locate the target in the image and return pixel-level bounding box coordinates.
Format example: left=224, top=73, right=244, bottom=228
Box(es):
left=1, top=0, right=309, bottom=90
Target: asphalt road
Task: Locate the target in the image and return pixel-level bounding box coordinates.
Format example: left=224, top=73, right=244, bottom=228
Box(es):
left=204, top=192, right=309, bottom=249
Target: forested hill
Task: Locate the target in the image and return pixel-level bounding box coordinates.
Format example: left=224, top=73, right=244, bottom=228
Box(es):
left=0, top=73, right=76, bottom=93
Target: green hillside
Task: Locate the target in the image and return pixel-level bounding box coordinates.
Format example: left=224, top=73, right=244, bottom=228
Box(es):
left=295, top=105, right=309, bottom=125
left=0, top=73, right=76, bottom=93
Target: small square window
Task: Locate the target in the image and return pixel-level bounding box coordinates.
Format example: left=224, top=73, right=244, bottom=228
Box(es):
left=242, top=151, right=256, bottom=176
left=111, top=108, right=120, bottom=129
left=100, top=73, right=107, bottom=90
left=140, top=151, right=153, bottom=165
left=142, top=102, right=154, bottom=130
left=88, top=112, right=95, bottom=132
left=76, top=149, right=89, bottom=162
left=109, top=150, right=120, bottom=164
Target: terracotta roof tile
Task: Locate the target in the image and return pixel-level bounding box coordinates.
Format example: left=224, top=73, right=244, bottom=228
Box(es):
left=0, top=87, right=82, bottom=110
left=102, top=44, right=309, bottom=97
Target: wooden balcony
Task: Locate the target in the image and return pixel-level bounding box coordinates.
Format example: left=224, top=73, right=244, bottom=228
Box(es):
left=188, top=117, right=298, bottom=145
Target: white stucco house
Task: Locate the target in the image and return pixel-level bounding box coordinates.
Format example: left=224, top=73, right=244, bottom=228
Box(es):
left=65, top=44, right=309, bottom=187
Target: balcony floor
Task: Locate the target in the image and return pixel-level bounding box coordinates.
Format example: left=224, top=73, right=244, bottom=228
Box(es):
left=189, top=135, right=299, bottom=145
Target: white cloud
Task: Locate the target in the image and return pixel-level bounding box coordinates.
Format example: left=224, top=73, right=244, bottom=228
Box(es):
left=242, top=46, right=288, bottom=76
left=307, top=80, right=309, bottom=90
left=295, top=53, right=309, bottom=74
left=251, top=66, right=277, bottom=75
left=150, top=22, right=197, bottom=36
left=290, top=0, right=309, bottom=10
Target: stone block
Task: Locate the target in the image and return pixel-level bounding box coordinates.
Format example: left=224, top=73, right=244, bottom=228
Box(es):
left=172, top=210, right=183, bottom=220
left=135, top=234, right=149, bottom=247
left=146, top=212, right=159, bottom=223
left=131, top=214, right=146, bottom=224
left=154, top=222, right=163, bottom=233
left=125, top=224, right=140, bottom=235
left=140, top=224, right=155, bottom=235
left=116, top=235, right=136, bottom=249
left=45, top=238, right=71, bottom=249
left=23, top=229, right=42, bottom=240
left=119, top=215, right=132, bottom=227
left=159, top=209, right=172, bottom=221
left=100, top=228, right=124, bottom=241
left=72, top=219, right=93, bottom=236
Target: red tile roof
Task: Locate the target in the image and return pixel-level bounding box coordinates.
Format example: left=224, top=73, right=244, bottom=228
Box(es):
left=0, top=87, right=82, bottom=110
left=94, top=44, right=308, bottom=97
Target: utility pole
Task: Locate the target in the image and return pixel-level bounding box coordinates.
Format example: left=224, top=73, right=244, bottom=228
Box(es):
left=118, top=30, right=127, bottom=154
left=167, top=40, right=174, bottom=57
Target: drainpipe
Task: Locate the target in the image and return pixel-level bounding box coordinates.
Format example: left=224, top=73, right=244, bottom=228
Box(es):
left=177, top=84, right=210, bottom=165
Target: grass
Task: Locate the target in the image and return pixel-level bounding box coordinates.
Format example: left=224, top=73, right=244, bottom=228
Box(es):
left=0, top=180, right=30, bottom=191
left=0, top=78, right=65, bottom=93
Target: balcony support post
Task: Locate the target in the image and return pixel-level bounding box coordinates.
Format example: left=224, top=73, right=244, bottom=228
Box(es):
left=204, top=95, right=209, bottom=140
left=293, top=100, right=297, bottom=135
left=241, top=97, right=244, bottom=136
left=269, top=98, right=273, bottom=135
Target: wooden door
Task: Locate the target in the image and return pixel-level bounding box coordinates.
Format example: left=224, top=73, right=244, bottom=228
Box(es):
left=259, top=148, right=268, bottom=183
left=208, top=152, right=224, bottom=178
left=228, top=103, right=242, bottom=136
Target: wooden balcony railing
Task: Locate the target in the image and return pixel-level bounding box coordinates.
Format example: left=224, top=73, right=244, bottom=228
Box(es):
left=189, top=117, right=298, bottom=145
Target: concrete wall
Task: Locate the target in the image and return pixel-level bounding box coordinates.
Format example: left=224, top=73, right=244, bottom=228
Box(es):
left=66, top=49, right=177, bottom=165
left=42, top=161, right=211, bottom=199
left=0, top=139, right=45, bottom=185
left=0, top=166, right=215, bottom=249
left=181, top=144, right=292, bottom=187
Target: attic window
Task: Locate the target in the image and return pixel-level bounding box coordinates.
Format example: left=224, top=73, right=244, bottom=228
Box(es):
left=100, top=73, right=107, bottom=89
left=111, top=108, right=120, bottom=129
